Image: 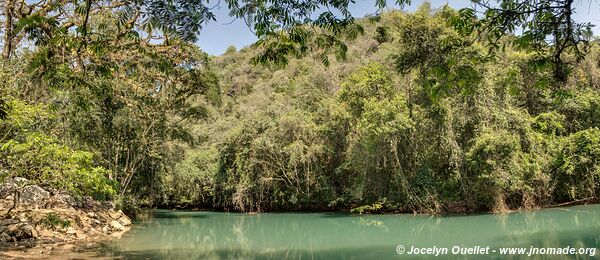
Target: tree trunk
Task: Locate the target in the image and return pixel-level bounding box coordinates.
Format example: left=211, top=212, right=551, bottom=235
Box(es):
left=6, top=189, right=19, bottom=217
left=2, top=0, right=14, bottom=60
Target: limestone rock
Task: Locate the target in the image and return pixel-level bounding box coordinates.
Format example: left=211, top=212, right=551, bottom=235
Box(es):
left=0, top=232, right=11, bottom=242
left=0, top=182, right=17, bottom=198
left=0, top=177, right=133, bottom=249
left=109, top=221, right=126, bottom=231
left=19, top=185, right=50, bottom=207
left=55, top=194, right=78, bottom=208
left=66, top=227, right=77, bottom=235
left=29, top=209, right=55, bottom=223
left=108, top=209, right=122, bottom=219
left=75, top=231, right=87, bottom=239
left=13, top=177, right=30, bottom=185
left=0, top=219, right=19, bottom=226
left=80, top=196, right=99, bottom=208
left=25, top=224, right=39, bottom=238
left=6, top=223, right=38, bottom=240
left=118, top=216, right=132, bottom=226
left=0, top=177, right=31, bottom=198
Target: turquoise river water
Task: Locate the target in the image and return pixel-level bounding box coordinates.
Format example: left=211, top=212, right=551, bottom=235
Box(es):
left=74, top=204, right=600, bottom=259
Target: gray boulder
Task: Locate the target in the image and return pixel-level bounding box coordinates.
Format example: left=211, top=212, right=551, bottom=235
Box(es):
left=0, top=177, right=32, bottom=198
left=0, top=182, right=16, bottom=198
left=55, top=193, right=79, bottom=208
left=19, top=185, right=50, bottom=207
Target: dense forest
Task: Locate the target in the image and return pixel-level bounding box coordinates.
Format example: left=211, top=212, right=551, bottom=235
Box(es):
left=1, top=1, right=599, bottom=214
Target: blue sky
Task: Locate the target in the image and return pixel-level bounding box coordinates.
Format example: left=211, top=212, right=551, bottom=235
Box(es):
left=196, top=0, right=600, bottom=56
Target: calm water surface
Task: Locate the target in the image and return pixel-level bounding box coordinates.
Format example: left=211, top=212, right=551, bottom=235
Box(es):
left=86, top=205, right=600, bottom=259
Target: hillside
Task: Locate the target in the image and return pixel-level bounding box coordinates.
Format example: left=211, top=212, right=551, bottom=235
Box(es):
left=159, top=6, right=600, bottom=213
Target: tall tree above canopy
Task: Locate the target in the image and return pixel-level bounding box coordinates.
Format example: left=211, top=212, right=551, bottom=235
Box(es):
left=222, top=0, right=411, bottom=65
left=463, top=0, right=596, bottom=81
left=1, top=0, right=597, bottom=72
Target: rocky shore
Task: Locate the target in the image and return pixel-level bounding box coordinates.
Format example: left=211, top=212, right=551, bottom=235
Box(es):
left=0, top=178, right=131, bottom=258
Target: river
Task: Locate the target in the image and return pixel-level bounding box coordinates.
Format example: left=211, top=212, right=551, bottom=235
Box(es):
left=80, top=204, right=600, bottom=259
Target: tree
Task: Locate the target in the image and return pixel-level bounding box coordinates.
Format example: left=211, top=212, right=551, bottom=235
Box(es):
left=223, top=0, right=410, bottom=65
left=2, top=0, right=14, bottom=60
left=463, top=0, right=597, bottom=81
left=1, top=1, right=414, bottom=65
left=1, top=0, right=220, bottom=199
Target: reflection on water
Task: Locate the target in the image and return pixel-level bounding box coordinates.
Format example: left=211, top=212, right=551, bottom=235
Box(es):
left=88, top=205, right=600, bottom=259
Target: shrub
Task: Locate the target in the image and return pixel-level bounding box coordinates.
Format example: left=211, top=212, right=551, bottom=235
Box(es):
left=553, top=128, right=600, bottom=201
left=39, top=213, right=71, bottom=230
left=532, top=111, right=566, bottom=135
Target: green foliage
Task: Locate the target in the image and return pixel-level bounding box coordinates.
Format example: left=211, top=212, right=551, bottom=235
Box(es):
left=1, top=4, right=222, bottom=201
left=351, top=199, right=385, bottom=214
left=0, top=97, right=116, bottom=199
left=165, top=148, right=219, bottom=207
left=374, top=26, right=391, bottom=44
left=38, top=213, right=71, bottom=230
left=466, top=130, right=525, bottom=210
left=114, top=194, right=140, bottom=216
left=553, top=128, right=600, bottom=201
left=226, top=0, right=411, bottom=66
left=558, top=92, right=600, bottom=133
left=388, top=9, right=484, bottom=101
left=214, top=107, right=327, bottom=211
left=356, top=95, right=413, bottom=142
left=339, top=63, right=394, bottom=117
left=0, top=99, right=7, bottom=120
left=463, top=0, right=595, bottom=81
left=533, top=112, right=566, bottom=135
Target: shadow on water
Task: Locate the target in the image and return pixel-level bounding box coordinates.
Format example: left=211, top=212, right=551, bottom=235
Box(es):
left=150, top=210, right=210, bottom=220
left=318, top=213, right=355, bottom=218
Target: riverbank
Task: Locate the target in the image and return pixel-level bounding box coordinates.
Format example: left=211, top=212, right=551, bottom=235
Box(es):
left=0, top=178, right=131, bottom=258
